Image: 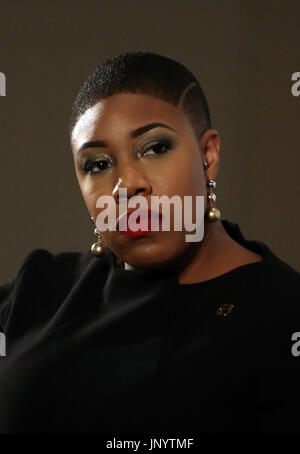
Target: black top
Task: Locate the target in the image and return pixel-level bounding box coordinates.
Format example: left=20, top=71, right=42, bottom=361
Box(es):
left=0, top=219, right=300, bottom=434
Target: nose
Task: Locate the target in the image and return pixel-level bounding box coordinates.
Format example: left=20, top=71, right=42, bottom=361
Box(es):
left=112, top=164, right=152, bottom=204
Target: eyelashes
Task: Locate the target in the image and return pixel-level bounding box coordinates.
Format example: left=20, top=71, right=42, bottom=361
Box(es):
left=83, top=159, right=111, bottom=175
left=137, top=139, right=173, bottom=158
left=82, top=138, right=174, bottom=176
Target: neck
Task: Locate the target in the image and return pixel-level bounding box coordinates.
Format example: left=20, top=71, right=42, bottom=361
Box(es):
left=177, top=220, right=262, bottom=284
left=176, top=220, right=231, bottom=284
left=121, top=220, right=261, bottom=283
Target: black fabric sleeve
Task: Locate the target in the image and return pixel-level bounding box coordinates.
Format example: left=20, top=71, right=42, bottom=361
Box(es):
left=0, top=249, right=52, bottom=331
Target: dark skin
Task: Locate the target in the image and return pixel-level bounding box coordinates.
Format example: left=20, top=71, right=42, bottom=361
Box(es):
left=71, top=93, right=262, bottom=284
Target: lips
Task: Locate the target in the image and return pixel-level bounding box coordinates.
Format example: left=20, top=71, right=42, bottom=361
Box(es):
left=116, top=208, right=161, bottom=238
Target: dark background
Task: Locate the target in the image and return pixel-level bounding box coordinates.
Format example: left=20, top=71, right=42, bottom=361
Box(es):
left=0, top=0, right=299, bottom=284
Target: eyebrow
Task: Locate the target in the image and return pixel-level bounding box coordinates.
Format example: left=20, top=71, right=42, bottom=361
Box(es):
left=77, top=122, right=176, bottom=153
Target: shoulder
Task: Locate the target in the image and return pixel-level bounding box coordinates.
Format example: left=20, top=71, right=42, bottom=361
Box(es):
left=253, top=257, right=300, bottom=296
left=222, top=218, right=300, bottom=293
left=229, top=235, right=300, bottom=291
left=15, top=247, right=94, bottom=271
left=0, top=248, right=110, bottom=330
left=233, top=257, right=300, bottom=334
left=7, top=247, right=106, bottom=279
left=0, top=248, right=96, bottom=290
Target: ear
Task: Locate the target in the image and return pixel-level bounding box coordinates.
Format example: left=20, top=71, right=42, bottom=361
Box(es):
left=200, top=129, right=221, bottom=180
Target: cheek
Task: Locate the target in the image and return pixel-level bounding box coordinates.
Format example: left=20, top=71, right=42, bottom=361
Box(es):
left=152, top=154, right=207, bottom=225
left=78, top=179, right=108, bottom=218
left=190, top=163, right=207, bottom=195
left=153, top=154, right=205, bottom=197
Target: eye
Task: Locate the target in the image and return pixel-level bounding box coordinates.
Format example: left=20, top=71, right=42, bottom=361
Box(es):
left=142, top=140, right=172, bottom=157
left=83, top=159, right=112, bottom=175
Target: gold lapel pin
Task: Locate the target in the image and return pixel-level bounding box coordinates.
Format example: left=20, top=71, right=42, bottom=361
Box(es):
left=215, top=304, right=234, bottom=317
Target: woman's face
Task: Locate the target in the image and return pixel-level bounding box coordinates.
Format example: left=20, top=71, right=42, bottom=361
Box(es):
left=71, top=92, right=220, bottom=271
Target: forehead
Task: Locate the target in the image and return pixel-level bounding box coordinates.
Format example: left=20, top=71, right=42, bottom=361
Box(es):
left=71, top=92, right=194, bottom=150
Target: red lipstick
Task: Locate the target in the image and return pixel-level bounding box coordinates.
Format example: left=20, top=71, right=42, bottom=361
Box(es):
left=117, top=209, right=162, bottom=239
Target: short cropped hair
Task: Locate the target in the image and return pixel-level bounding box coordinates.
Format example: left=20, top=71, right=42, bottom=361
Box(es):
left=69, top=51, right=212, bottom=140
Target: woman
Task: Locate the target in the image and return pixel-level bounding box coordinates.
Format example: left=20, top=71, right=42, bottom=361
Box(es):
left=0, top=51, right=300, bottom=434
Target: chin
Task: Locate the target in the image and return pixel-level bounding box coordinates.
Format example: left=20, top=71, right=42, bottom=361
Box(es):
left=110, top=232, right=189, bottom=273
left=124, top=244, right=184, bottom=274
